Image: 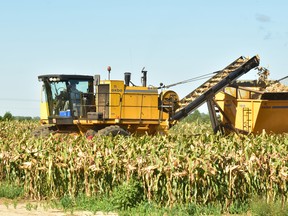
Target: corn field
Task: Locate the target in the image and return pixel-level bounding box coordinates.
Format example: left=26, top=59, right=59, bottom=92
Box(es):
left=0, top=120, right=287, bottom=209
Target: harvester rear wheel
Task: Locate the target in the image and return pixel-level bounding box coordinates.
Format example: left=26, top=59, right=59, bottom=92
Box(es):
left=97, top=125, right=129, bottom=137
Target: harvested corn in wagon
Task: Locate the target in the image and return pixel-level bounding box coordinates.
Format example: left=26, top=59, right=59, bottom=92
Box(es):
left=265, top=81, right=288, bottom=92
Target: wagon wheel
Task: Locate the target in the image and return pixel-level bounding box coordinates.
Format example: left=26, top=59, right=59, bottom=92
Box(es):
left=97, top=125, right=129, bottom=137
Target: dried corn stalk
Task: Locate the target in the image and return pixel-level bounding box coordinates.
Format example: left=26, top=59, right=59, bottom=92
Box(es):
left=0, top=120, right=287, bottom=208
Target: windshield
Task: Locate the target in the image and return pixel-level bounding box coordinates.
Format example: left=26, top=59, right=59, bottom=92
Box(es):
left=48, top=80, right=91, bottom=117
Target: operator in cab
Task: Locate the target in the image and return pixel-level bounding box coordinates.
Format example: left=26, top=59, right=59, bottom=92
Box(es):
left=63, top=80, right=82, bottom=116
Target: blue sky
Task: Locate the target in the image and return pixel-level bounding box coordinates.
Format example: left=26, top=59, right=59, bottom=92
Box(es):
left=0, top=0, right=287, bottom=116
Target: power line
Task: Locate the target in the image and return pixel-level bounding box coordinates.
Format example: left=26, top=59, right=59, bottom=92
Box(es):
left=162, top=72, right=217, bottom=89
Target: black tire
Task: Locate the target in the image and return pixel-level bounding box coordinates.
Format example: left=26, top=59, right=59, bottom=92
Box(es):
left=97, top=125, right=129, bottom=137
left=85, top=129, right=97, bottom=139
left=32, top=125, right=57, bottom=138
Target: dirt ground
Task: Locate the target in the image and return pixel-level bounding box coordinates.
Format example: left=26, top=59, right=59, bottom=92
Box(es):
left=0, top=198, right=117, bottom=216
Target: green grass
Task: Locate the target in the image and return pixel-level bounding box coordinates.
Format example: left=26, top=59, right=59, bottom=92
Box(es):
left=250, top=197, right=288, bottom=216
left=1, top=180, right=288, bottom=216
left=0, top=182, right=23, bottom=199
left=52, top=194, right=288, bottom=216
left=53, top=194, right=226, bottom=215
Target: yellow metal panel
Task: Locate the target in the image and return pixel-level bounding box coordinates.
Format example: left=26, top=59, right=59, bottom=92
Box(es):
left=125, top=86, right=158, bottom=94
left=233, top=101, right=261, bottom=132
left=40, top=102, right=49, bottom=120
left=141, top=94, right=159, bottom=119
left=238, top=89, right=251, bottom=99
left=215, top=92, right=237, bottom=126
left=109, top=80, right=124, bottom=118
left=40, top=85, right=49, bottom=120
left=121, top=93, right=159, bottom=120
left=224, top=87, right=237, bottom=97
left=254, top=100, right=288, bottom=133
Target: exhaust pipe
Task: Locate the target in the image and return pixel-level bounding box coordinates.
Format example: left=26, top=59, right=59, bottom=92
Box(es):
left=124, top=72, right=131, bottom=86
left=141, top=69, right=147, bottom=87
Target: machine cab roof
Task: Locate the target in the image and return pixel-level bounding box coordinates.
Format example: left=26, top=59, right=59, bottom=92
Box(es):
left=38, top=74, right=94, bottom=82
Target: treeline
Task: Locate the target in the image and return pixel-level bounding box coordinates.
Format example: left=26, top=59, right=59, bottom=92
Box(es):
left=0, top=112, right=40, bottom=121
left=184, top=109, right=210, bottom=123
left=0, top=110, right=209, bottom=122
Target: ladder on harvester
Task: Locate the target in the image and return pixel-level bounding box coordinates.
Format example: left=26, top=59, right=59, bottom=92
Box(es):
left=171, top=55, right=260, bottom=133
left=243, top=108, right=252, bottom=132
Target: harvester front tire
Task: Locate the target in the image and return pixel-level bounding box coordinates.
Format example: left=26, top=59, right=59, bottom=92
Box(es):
left=32, top=125, right=57, bottom=137
left=86, top=129, right=97, bottom=139
left=97, top=126, right=129, bottom=137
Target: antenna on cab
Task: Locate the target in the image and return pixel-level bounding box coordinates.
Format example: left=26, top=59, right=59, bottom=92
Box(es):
left=107, top=66, right=111, bottom=80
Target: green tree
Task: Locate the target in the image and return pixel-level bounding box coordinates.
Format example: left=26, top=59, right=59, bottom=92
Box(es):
left=183, top=109, right=210, bottom=123
left=3, top=112, right=13, bottom=121
left=14, top=116, right=32, bottom=121
left=190, top=110, right=201, bottom=121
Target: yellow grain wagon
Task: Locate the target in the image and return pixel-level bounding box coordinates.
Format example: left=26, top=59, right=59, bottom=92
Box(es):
left=215, top=80, right=288, bottom=134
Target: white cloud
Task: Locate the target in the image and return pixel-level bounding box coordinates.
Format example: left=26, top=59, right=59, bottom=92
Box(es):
left=255, top=14, right=271, bottom=23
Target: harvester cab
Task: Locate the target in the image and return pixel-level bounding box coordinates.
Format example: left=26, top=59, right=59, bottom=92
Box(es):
left=38, top=75, right=94, bottom=121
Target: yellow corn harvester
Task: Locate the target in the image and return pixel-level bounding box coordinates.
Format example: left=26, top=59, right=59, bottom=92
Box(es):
left=36, top=69, right=178, bottom=136
left=34, top=55, right=262, bottom=137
